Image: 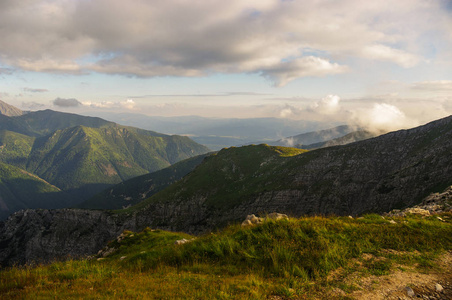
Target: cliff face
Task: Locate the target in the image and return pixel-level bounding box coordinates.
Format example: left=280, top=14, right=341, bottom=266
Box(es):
left=1, top=115, right=452, bottom=267
left=0, top=209, right=132, bottom=266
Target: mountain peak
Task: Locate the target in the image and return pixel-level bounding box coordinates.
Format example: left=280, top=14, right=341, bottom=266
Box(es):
left=0, top=100, right=23, bottom=117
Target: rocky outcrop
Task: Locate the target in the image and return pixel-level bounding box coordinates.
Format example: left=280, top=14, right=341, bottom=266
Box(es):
left=386, top=186, right=452, bottom=217
left=1, top=115, right=452, bottom=267
left=0, top=209, right=132, bottom=266
left=241, top=212, right=289, bottom=226
left=0, top=100, right=23, bottom=116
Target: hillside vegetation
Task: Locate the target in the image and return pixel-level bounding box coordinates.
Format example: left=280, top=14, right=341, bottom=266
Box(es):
left=0, top=105, right=210, bottom=218
left=131, top=145, right=307, bottom=213
left=302, top=130, right=379, bottom=150
left=24, top=125, right=208, bottom=196
left=79, top=153, right=211, bottom=210
left=1, top=214, right=451, bottom=299
left=0, top=130, right=35, bottom=168
left=0, top=162, right=75, bottom=220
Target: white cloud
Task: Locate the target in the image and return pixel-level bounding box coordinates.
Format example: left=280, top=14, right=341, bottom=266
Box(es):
left=362, top=44, right=421, bottom=68
left=15, top=58, right=83, bottom=74
left=81, top=99, right=136, bottom=110
left=0, top=0, right=448, bottom=84
left=262, top=57, right=348, bottom=87
left=278, top=104, right=302, bottom=118
left=351, top=103, right=418, bottom=132
left=310, top=95, right=342, bottom=115
left=121, top=99, right=136, bottom=110
left=412, top=80, right=452, bottom=91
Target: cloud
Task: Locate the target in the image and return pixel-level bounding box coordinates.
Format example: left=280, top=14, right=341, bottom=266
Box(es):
left=351, top=103, right=418, bottom=132
left=262, top=57, right=348, bottom=87
left=128, top=92, right=271, bottom=98
left=309, top=95, right=342, bottom=115
left=81, top=99, right=136, bottom=110
left=23, top=87, right=48, bottom=93
left=121, top=99, right=135, bottom=109
left=411, top=80, right=452, bottom=91
left=278, top=104, right=302, bottom=118
left=53, top=97, right=82, bottom=107
left=0, top=0, right=447, bottom=84
left=16, top=59, right=83, bottom=74
left=0, top=67, right=14, bottom=75
left=362, top=44, right=421, bottom=68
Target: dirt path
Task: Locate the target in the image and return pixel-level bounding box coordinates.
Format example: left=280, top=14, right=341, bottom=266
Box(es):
left=349, top=252, right=452, bottom=300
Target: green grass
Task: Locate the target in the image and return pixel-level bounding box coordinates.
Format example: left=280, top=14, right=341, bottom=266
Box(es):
left=0, top=109, right=210, bottom=209
left=78, top=153, right=210, bottom=210
left=1, top=213, right=451, bottom=299
left=0, top=124, right=209, bottom=204
left=127, top=144, right=307, bottom=214
left=0, top=162, right=75, bottom=220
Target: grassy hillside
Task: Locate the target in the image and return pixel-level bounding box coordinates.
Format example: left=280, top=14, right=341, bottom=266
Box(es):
left=121, top=116, right=452, bottom=232
left=0, top=107, right=210, bottom=216
left=129, top=145, right=307, bottom=213
left=79, top=153, right=211, bottom=210
left=303, top=130, right=379, bottom=150
left=0, top=162, right=74, bottom=220
left=23, top=125, right=209, bottom=200
left=15, top=110, right=114, bottom=137
left=1, top=213, right=451, bottom=299
left=0, top=130, right=35, bottom=168
left=0, top=114, right=34, bottom=137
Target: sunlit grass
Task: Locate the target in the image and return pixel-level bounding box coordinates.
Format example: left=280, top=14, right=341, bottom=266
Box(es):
left=1, top=213, right=451, bottom=299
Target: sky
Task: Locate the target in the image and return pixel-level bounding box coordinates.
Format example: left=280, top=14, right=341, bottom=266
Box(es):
left=1, top=0, right=452, bottom=131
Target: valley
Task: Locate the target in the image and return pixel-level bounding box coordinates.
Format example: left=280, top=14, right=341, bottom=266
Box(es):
left=0, top=101, right=451, bottom=299
left=0, top=101, right=210, bottom=219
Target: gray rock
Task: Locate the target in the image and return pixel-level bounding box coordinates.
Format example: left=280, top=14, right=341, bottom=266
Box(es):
left=267, top=212, right=289, bottom=221
left=406, top=286, right=415, bottom=297
left=174, top=238, right=195, bottom=245
left=435, top=283, right=443, bottom=292
left=174, top=238, right=189, bottom=245
left=241, top=214, right=263, bottom=226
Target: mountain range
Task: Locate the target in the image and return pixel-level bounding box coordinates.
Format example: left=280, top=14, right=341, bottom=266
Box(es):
left=301, top=130, right=380, bottom=150
left=269, top=125, right=357, bottom=147
left=0, top=102, right=210, bottom=219
left=1, top=114, right=451, bottom=266
left=0, top=100, right=24, bottom=117
left=79, top=111, right=342, bottom=150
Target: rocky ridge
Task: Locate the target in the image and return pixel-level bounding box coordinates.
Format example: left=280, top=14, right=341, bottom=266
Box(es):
left=0, top=100, right=23, bottom=117
left=385, top=186, right=452, bottom=217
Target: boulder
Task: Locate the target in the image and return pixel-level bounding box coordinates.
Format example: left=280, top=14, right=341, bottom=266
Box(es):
left=241, top=212, right=288, bottom=227
left=174, top=238, right=194, bottom=245
left=405, top=208, right=430, bottom=216
left=241, top=214, right=264, bottom=227
left=267, top=212, right=289, bottom=221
